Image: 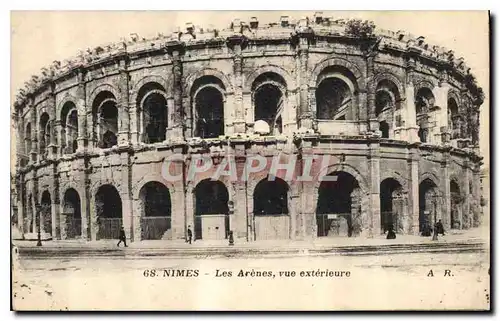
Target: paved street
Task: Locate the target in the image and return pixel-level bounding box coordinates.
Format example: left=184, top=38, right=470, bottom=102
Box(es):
left=12, top=248, right=490, bottom=311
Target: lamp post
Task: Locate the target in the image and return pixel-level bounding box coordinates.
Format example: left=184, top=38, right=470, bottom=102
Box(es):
left=36, top=203, right=42, bottom=246
left=432, top=194, right=439, bottom=241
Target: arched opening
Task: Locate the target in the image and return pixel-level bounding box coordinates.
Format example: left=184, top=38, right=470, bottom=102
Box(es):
left=252, top=72, right=287, bottom=135
left=40, top=190, right=52, bottom=237
left=92, top=91, right=118, bottom=149
left=95, top=184, right=122, bottom=239
left=375, top=79, right=401, bottom=138
left=138, top=83, right=168, bottom=144
left=253, top=177, right=290, bottom=240
left=415, top=88, right=435, bottom=114
left=60, top=102, right=78, bottom=154
left=25, top=123, right=32, bottom=156
left=139, top=182, right=172, bottom=240
left=63, top=188, right=81, bottom=239
left=316, top=172, right=361, bottom=237
left=415, top=87, right=434, bottom=143
left=39, top=113, right=50, bottom=158
left=380, top=178, right=403, bottom=234
left=192, top=76, right=225, bottom=139
left=448, top=98, right=461, bottom=139
left=380, top=121, right=389, bottom=138
left=376, top=90, right=393, bottom=117
left=194, top=179, right=229, bottom=240
left=419, top=178, right=439, bottom=234
left=450, top=180, right=462, bottom=229
left=316, top=77, right=352, bottom=120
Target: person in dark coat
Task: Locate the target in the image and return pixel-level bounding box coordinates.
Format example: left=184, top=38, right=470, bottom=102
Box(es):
left=187, top=225, right=193, bottom=244
left=435, top=219, right=445, bottom=236
left=421, top=222, right=432, bottom=237
left=117, top=226, right=128, bottom=247
left=386, top=224, right=396, bottom=239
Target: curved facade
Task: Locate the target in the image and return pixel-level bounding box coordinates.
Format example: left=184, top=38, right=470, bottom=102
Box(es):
left=12, top=15, right=484, bottom=242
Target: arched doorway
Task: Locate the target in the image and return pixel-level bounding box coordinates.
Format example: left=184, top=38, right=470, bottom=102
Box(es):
left=40, top=191, right=52, bottom=237
left=450, top=180, right=462, bottom=229
left=63, top=188, right=81, bottom=239
left=419, top=178, right=439, bottom=233
left=194, top=179, right=229, bottom=240
left=95, top=184, right=122, bottom=239
left=253, top=177, right=290, bottom=240
left=316, top=172, right=361, bottom=237
left=380, top=178, right=404, bottom=234
left=139, top=182, right=172, bottom=240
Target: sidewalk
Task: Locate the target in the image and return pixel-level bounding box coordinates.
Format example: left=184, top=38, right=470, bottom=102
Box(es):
left=12, top=227, right=488, bottom=259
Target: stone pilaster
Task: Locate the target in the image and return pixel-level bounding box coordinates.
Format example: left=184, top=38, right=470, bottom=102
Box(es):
left=296, top=34, right=313, bottom=129
left=441, top=156, right=451, bottom=230
left=76, top=71, right=87, bottom=152
left=120, top=152, right=133, bottom=242
left=408, top=150, right=420, bottom=235
left=118, top=59, right=130, bottom=146
left=170, top=146, right=186, bottom=240
left=404, top=57, right=419, bottom=143
left=462, top=161, right=472, bottom=229
left=368, top=141, right=381, bottom=237
left=367, top=54, right=378, bottom=132
left=233, top=149, right=248, bottom=239
left=47, top=88, right=58, bottom=159
left=228, top=36, right=246, bottom=133
left=82, top=164, right=91, bottom=241
left=52, top=163, right=61, bottom=239
left=432, top=77, right=450, bottom=145
left=30, top=100, right=38, bottom=163
left=184, top=180, right=195, bottom=239
left=167, top=43, right=184, bottom=140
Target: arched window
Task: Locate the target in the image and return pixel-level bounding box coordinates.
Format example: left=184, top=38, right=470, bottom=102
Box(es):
left=415, top=87, right=434, bottom=143
left=39, top=112, right=50, bottom=158
left=316, top=78, right=352, bottom=120
left=252, top=72, right=287, bottom=135
left=415, top=87, right=435, bottom=114
left=375, top=79, right=401, bottom=139
left=192, top=76, right=225, bottom=139
left=448, top=98, right=460, bottom=139
left=92, top=91, right=118, bottom=149
left=61, top=101, right=78, bottom=154
left=25, top=123, right=32, bottom=155
left=137, top=83, right=168, bottom=144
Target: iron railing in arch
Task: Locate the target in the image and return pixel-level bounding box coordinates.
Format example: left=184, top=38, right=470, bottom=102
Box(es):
left=141, top=216, right=171, bottom=240
left=66, top=218, right=82, bottom=239
left=97, top=218, right=122, bottom=240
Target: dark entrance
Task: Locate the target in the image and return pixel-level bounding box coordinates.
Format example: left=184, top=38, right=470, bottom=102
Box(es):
left=95, top=184, right=122, bottom=239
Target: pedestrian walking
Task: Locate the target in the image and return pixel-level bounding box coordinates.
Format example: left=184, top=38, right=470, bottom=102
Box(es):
left=117, top=226, right=128, bottom=247
left=187, top=225, right=193, bottom=244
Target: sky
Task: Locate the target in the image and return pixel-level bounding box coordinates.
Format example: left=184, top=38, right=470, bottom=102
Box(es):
left=10, top=11, right=490, bottom=166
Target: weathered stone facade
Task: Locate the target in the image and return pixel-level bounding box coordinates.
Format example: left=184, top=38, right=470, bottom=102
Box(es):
left=12, top=15, right=484, bottom=242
